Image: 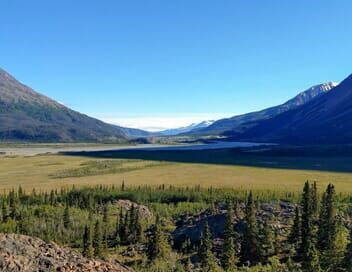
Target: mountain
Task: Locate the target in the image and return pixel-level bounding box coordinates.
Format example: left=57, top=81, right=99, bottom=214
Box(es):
left=159, top=120, right=214, bottom=136
left=192, top=82, right=337, bottom=136
left=226, top=73, right=352, bottom=144
left=0, top=68, right=148, bottom=142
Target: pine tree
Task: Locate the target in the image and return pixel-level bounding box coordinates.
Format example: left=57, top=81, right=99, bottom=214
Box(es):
left=241, top=191, right=261, bottom=265
left=114, top=214, right=120, bottom=246
left=222, top=203, right=238, bottom=271
left=302, top=239, right=321, bottom=272
left=128, top=204, right=136, bottom=243
left=317, top=184, right=337, bottom=251
left=102, top=204, right=109, bottom=249
left=2, top=202, right=8, bottom=223
left=63, top=205, right=70, bottom=229
left=289, top=206, right=301, bottom=250
left=118, top=208, right=126, bottom=243
left=93, top=220, right=103, bottom=257
left=146, top=215, right=170, bottom=262
left=8, top=190, right=17, bottom=219
left=198, top=222, right=220, bottom=272
left=82, top=224, right=93, bottom=258
left=343, top=227, right=352, bottom=271
left=299, top=182, right=321, bottom=272
left=260, top=219, right=274, bottom=262
left=300, top=181, right=313, bottom=257
left=135, top=210, right=142, bottom=243
left=311, top=181, right=319, bottom=218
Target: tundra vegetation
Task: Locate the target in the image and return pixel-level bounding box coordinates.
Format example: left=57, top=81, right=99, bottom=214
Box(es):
left=0, top=181, right=351, bottom=271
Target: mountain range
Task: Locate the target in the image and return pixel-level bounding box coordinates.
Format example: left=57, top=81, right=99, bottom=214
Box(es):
left=0, top=68, right=148, bottom=142
left=158, top=120, right=214, bottom=136
left=191, top=82, right=338, bottom=136
left=2, top=66, right=352, bottom=145
left=226, top=74, right=352, bottom=144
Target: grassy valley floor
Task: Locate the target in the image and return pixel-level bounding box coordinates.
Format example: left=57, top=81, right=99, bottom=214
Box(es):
left=1, top=153, right=352, bottom=193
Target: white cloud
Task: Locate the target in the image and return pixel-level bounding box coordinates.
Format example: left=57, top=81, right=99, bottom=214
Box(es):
left=94, top=113, right=235, bottom=132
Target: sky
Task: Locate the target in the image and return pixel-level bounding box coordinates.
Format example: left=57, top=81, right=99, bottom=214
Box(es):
left=1, top=1, right=352, bottom=131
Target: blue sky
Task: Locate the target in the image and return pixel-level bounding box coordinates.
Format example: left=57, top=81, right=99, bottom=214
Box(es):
left=1, top=1, right=351, bottom=130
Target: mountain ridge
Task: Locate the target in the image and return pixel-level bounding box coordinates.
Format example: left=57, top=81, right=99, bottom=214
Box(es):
left=191, top=82, right=337, bottom=136
left=0, top=68, right=149, bottom=142
left=226, top=74, right=352, bottom=144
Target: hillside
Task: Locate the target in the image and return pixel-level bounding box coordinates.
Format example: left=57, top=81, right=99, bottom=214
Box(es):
left=192, top=82, right=337, bottom=136
left=227, top=73, right=352, bottom=144
left=0, top=68, right=147, bottom=142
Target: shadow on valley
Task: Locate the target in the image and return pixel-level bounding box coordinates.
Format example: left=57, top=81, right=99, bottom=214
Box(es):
left=62, top=145, right=352, bottom=173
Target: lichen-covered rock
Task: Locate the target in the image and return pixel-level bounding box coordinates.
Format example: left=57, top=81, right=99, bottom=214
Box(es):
left=0, top=233, right=133, bottom=272
left=113, top=199, right=153, bottom=220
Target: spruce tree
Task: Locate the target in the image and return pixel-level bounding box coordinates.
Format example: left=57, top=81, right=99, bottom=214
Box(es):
left=260, top=219, right=274, bottom=262
left=63, top=205, right=70, bottom=229
left=317, top=184, right=337, bottom=252
left=241, top=191, right=261, bottom=265
left=302, top=239, right=321, bottom=272
left=198, top=222, right=219, bottom=272
left=289, top=206, right=301, bottom=250
left=93, top=220, right=103, bottom=257
left=118, top=208, right=126, bottom=243
left=147, top=215, right=170, bottom=262
left=222, top=204, right=238, bottom=271
left=2, top=203, right=8, bottom=223
left=311, top=181, right=319, bottom=218
left=343, top=227, right=352, bottom=271
left=300, top=181, right=313, bottom=257
left=83, top=224, right=93, bottom=258
left=114, top=214, right=120, bottom=246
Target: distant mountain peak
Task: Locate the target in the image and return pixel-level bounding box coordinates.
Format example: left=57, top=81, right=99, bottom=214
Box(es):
left=159, top=120, right=215, bottom=136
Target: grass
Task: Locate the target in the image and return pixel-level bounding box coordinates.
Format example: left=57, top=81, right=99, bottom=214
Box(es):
left=1, top=153, right=352, bottom=193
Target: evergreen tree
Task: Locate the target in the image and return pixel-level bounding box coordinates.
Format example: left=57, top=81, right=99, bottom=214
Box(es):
left=317, top=184, right=337, bottom=253
left=311, top=181, right=319, bottom=218
left=289, top=206, right=301, bottom=250
left=63, top=205, right=70, bottom=229
left=93, top=220, right=103, bottom=257
left=241, top=191, right=261, bottom=265
left=260, top=219, right=274, bottom=262
left=82, top=224, right=93, bottom=258
left=198, top=222, right=219, bottom=272
left=302, top=240, right=321, bottom=272
left=114, top=214, right=120, bottom=246
left=102, top=204, right=109, bottom=249
left=2, top=202, right=9, bottom=223
left=8, top=190, right=17, bottom=219
left=222, top=203, right=238, bottom=271
left=134, top=210, right=142, bottom=243
left=118, top=208, right=126, bottom=243
left=300, top=181, right=313, bottom=257
left=146, top=215, right=170, bottom=262
left=300, top=182, right=321, bottom=272
left=343, top=227, right=352, bottom=271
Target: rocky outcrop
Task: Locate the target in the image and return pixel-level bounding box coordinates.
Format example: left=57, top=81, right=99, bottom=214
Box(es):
left=112, top=199, right=153, bottom=220
left=172, top=201, right=296, bottom=247
left=0, top=233, right=133, bottom=272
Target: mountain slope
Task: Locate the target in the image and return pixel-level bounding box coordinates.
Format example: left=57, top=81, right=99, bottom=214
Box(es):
left=192, top=82, right=337, bottom=136
left=228, top=74, right=352, bottom=144
left=0, top=68, right=145, bottom=142
left=159, top=120, right=214, bottom=136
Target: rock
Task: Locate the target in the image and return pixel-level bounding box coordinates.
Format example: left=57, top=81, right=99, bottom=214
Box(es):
left=112, top=200, right=153, bottom=220
left=0, top=233, right=133, bottom=272
left=172, top=201, right=297, bottom=247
